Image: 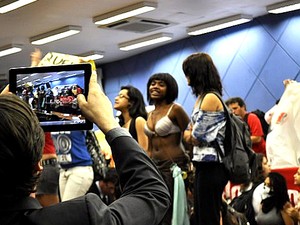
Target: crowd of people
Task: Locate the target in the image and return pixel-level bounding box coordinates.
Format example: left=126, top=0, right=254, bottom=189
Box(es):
left=0, top=51, right=299, bottom=225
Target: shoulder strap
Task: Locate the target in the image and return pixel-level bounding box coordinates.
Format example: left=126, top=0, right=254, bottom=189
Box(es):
left=244, top=113, right=249, bottom=123
left=198, top=92, right=230, bottom=115
left=197, top=93, right=207, bottom=109
left=129, top=117, right=138, bottom=141
left=166, top=103, right=175, bottom=115
left=201, top=92, right=229, bottom=159
left=210, top=91, right=230, bottom=116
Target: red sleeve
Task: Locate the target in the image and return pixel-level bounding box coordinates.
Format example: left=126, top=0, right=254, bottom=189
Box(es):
left=247, top=113, right=264, bottom=137
left=43, top=132, right=56, bottom=154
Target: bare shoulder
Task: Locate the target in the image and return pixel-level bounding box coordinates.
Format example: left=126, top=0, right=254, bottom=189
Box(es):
left=201, top=93, right=223, bottom=111
left=135, top=116, right=147, bottom=125
left=171, top=103, right=188, bottom=115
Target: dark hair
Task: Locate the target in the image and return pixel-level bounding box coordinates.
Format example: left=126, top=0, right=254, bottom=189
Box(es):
left=118, top=85, right=147, bottom=126
left=146, top=73, right=178, bottom=104
left=225, top=97, right=246, bottom=109
left=102, top=168, right=119, bottom=185
left=0, top=94, right=44, bottom=201
left=251, top=153, right=267, bottom=186
left=182, top=52, right=223, bottom=97
left=262, top=172, right=290, bottom=213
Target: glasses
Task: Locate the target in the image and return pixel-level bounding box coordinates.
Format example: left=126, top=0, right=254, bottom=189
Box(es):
left=117, top=94, right=129, bottom=99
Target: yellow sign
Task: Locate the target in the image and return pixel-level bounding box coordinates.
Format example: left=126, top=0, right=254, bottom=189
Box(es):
left=38, top=52, right=96, bottom=71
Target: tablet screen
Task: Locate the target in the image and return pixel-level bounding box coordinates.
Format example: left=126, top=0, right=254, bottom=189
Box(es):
left=9, top=63, right=93, bottom=131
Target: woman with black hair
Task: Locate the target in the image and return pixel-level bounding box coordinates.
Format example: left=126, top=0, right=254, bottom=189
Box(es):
left=182, top=52, right=228, bottom=225
left=145, top=73, right=190, bottom=225
left=114, top=85, right=148, bottom=152
left=256, top=172, right=294, bottom=225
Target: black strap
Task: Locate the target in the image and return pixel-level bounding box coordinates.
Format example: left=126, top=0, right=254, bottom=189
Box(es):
left=213, top=139, right=224, bottom=159
left=128, top=117, right=138, bottom=141
left=244, top=113, right=249, bottom=123
left=211, top=92, right=230, bottom=158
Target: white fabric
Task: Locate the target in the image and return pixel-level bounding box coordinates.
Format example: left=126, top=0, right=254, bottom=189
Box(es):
left=266, top=81, right=300, bottom=169
left=252, top=183, right=264, bottom=219
left=59, top=166, right=94, bottom=201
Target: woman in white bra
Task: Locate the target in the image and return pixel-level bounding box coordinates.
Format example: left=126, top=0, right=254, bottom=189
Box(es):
left=145, top=73, right=190, bottom=225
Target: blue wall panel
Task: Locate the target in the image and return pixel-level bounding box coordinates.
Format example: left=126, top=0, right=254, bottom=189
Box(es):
left=279, top=15, right=300, bottom=66
left=222, top=54, right=257, bottom=99
left=101, top=12, right=300, bottom=116
left=238, top=23, right=276, bottom=77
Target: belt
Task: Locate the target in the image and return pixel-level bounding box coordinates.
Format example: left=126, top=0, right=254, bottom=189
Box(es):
left=42, top=158, right=58, bottom=166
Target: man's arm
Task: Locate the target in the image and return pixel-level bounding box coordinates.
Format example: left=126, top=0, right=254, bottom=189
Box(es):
left=78, top=72, right=170, bottom=225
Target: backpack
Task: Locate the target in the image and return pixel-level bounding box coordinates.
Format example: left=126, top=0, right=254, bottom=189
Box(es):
left=86, top=130, right=108, bottom=179
left=222, top=201, right=249, bottom=225
left=229, top=187, right=257, bottom=225
left=245, top=109, right=269, bottom=139
left=213, top=92, right=256, bottom=184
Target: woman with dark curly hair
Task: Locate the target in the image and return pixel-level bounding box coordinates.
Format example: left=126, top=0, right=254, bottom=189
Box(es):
left=256, top=172, right=294, bottom=225
left=251, top=154, right=272, bottom=187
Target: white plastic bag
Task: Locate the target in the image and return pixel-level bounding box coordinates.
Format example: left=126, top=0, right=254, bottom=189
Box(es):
left=266, top=81, right=300, bottom=169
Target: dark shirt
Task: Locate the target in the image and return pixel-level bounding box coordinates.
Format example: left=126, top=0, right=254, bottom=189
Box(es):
left=0, top=128, right=170, bottom=225
left=87, top=181, right=114, bottom=205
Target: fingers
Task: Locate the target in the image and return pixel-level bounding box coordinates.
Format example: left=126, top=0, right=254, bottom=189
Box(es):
left=78, top=72, right=97, bottom=109
left=283, top=79, right=295, bottom=88
left=90, top=71, right=97, bottom=84
left=31, top=48, right=42, bottom=66
left=77, top=94, right=86, bottom=108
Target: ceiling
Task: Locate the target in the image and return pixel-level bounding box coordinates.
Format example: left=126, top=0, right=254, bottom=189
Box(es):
left=0, top=0, right=285, bottom=86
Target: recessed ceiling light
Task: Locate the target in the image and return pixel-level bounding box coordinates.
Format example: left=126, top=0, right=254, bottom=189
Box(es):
left=93, top=1, right=157, bottom=25
left=30, top=25, right=82, bottom=45
left=119, top=33, right=173, bottom=51
left=187, top=14, right=253, bottom=36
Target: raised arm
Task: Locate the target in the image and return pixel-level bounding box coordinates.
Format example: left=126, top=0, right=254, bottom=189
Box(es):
left=77, top=71, right=119, bottom=133
left=77, top=72, right=171, bottom=225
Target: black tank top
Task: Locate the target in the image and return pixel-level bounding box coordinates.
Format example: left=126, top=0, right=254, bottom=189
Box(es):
left=129, top=117, right=138, bottom=141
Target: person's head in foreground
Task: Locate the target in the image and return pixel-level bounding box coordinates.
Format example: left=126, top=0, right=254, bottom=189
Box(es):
left=0, top=94, right=45, bottom=201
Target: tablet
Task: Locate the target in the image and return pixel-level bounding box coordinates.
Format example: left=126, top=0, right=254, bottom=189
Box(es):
left=9, top=63, right=93, bottom=132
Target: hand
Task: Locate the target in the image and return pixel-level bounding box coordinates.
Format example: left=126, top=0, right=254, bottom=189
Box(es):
left=183, top=129, right=192, bottom=144
left=283, top=79, right=295, bottom=89
left=190, top=136, right=201, bottom=146
left=284, top=202, right=299, bottom=222
left=77, top=72, right=120, bottom=133
left=31, top=48, right=42, bottom=67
